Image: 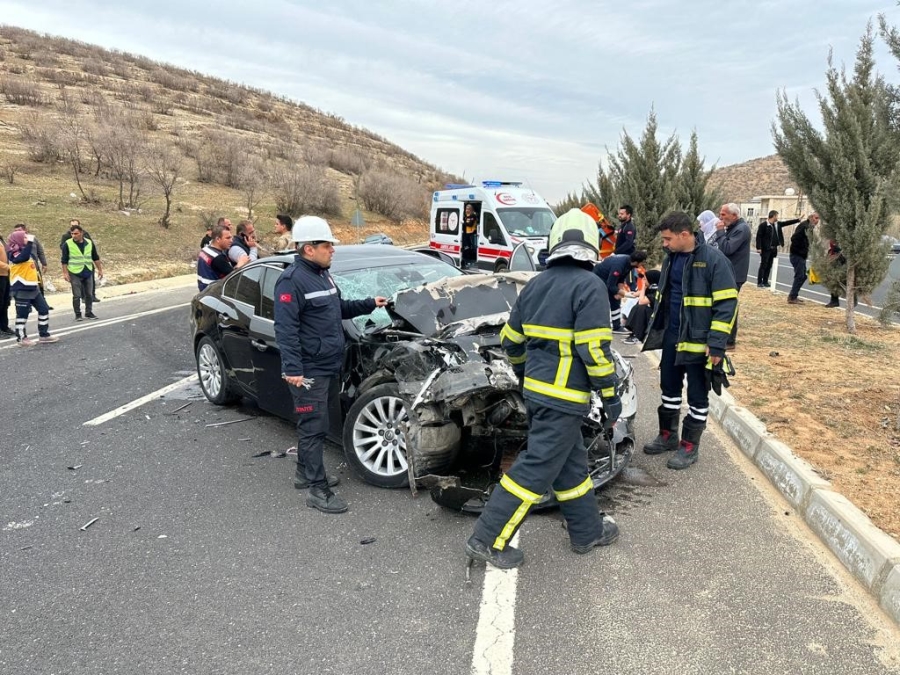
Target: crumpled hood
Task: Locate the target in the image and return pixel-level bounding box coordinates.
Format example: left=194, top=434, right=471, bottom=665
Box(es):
left=389, top=272, right=533, bottom=337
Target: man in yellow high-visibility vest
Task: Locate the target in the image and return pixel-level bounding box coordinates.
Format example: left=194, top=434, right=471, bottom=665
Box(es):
left=61, top=223, right=104, bottom=321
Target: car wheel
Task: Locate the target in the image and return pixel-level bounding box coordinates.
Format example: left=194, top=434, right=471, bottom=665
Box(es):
left=195, top=335, right=239, bottom=405
left=342, top=383, right=410, bottom=488
left=494, top=260, right=508, bottom=273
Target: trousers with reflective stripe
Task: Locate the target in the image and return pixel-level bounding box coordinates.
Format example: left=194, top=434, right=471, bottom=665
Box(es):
left=472, top=403, right=603, bottom=550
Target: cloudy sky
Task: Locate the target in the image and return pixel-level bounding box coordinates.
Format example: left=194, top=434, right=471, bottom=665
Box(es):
left=2, top=0, right=899, bottom=201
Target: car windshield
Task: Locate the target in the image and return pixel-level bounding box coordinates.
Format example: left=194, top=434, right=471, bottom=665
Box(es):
left=497, top=207, right=556, bottom=237
left=333, top=259, right=464, bottom=332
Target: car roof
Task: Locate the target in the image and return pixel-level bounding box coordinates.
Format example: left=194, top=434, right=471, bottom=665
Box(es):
left=249, top=245, right=447, bottom=273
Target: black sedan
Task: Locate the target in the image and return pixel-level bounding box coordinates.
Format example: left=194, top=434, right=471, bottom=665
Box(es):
left=191, top=246, right=635, bottom=511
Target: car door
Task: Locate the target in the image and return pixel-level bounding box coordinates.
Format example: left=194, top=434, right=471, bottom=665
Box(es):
left=250, top=264, right=297, bottom=421
left=508, top=242, right=537, bottom=272
left=219, top=267, right=263, bottom=395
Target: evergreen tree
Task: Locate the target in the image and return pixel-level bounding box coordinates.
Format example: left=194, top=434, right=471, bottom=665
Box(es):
left=586, top=110, right=681, bottom=264
left=676, top=131, right=722, bottom=216
left=773, top=26, right=899, bottom=333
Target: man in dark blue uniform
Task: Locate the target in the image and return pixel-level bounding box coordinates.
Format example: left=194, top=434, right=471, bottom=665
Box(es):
left=274, top=217, right=387, bottom=514
left=465, top=209, right=622, bottom=570
left=593, top=250, right=647, bottom=333
left=614, top=205, right=637, bottom=256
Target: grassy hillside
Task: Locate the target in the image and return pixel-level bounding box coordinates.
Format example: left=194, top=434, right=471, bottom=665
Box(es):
left=0, top=26, right=455, bottom=286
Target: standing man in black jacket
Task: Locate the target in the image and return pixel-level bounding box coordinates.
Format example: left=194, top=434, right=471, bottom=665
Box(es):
left=713, top=203, right=750, bottom=350
left=614, top=205, right=637, bottom=256
left=274, top=216, right=387, bottom=514
left=756, top=210, right=800, bottom=287
left=787, top=213, right=819, bottom=304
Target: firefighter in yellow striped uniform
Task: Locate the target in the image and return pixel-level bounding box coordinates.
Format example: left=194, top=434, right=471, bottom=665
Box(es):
left=465, top=209, right=622, bottom=570
left=641, top=212, right=738, bottom=469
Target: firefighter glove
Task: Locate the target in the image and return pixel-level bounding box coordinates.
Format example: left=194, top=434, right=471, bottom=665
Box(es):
left=601, top=395, right=622, bottom=430
left=705, top=356, right=735, bottom=396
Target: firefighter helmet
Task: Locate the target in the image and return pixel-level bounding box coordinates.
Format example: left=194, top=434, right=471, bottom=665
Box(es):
left=547, top=209, right=600, bottom=263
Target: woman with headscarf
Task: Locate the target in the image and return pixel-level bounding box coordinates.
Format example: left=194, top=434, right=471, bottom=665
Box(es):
left=696, top=210, right=720, bottom=245
left=7, top=230, right=58, bottom=345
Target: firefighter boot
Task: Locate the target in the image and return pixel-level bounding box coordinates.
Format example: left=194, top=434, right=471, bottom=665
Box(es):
left=667, top=418, right=704, bottom=470
left=643, top=406, right=680, bottom=455
left=465, top=535, right=524, bottom=569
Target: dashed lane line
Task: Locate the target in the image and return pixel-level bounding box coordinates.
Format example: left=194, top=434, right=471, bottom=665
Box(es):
left=0, top=303, right=190, bottom=351
left=83, top=374, right=198, bottom=426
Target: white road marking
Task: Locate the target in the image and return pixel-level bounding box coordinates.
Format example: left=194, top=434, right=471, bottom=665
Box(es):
left=471, top=532, right=519, bottom=675
left=83, top=374, right=198, bottom=426
left=0, top=303, right=190, bottom=350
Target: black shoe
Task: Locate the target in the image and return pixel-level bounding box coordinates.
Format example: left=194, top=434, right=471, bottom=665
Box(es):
left=824, top=300, right=839, bottom=308
left=92, top=296, right=101, bottom=303
left=85, top=312, right=98, bottom=320
left=667, top=442, right=699, bottom=470
left=75, top=314, right=83, bottom=322
left=0, top=328, right=15, bottom=337
left=294, top=473, right=340, bottom=489
left=47, top=305, right=55, bottom=310
left=465, top=535, right=524, bottom=569
left=571, top=514, right=620, bottom=553
left=306, top=486, right=348, bottom=514
left=644, top=430, right=678, bottom=454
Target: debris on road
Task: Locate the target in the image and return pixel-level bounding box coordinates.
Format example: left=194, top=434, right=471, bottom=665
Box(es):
left=167, top=402, right=193, bottom=414
left=132, top=526, right=141, bottom=532
left=20, top=545, right=33, bottom=551
left=157, top=535, right=168, bottom=539
left=79, top=517, right=99, bottom=531
left=67, top=464, right=83, bottom=470
left=360, top=537, right=376, bottom=545
left=205, top=418, right=252, bottom=428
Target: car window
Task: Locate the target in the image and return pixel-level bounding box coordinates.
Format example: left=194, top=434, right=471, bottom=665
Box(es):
left=234, top=265, right=263, bottom=312
left=434, top=207, right=461, bottom=235
left=259, top=265, right=284, bottom=320
left=484, top=213, right=505, bottom=245
left=509, top=243, right=536, bottom=272
left=222, top=272, right=240, bottom=299
left=332, top=259, right=464, bottom=332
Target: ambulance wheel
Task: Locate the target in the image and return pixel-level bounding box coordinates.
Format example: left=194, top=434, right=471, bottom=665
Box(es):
left=195, top=336, right=239, bottom=405
left=494, top=260, right=508, bottom=273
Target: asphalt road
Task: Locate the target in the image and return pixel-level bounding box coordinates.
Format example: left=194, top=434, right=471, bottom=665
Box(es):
left=1, top=288, right=898, bottom=674
left=747, top=251, right=900, bottom=321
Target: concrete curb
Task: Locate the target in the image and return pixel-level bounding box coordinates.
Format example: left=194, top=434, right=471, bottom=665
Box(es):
left=708, top=387, right=900, bottom=627
left=44, top=273, right=197, bottom=304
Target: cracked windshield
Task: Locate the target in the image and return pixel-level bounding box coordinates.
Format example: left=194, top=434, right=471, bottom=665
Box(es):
left=497, top=207, right=556, bottom=237
left=333, top=260, right=463, bottom=332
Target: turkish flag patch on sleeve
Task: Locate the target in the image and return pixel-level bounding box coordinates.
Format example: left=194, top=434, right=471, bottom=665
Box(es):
left=279, top=293, right=292, bottom=303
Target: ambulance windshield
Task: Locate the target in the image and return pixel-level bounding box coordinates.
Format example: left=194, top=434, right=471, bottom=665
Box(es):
left=497, top=208, right=556, bottom=237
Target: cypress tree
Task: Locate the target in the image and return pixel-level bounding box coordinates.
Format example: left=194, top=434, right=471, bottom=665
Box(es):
left=676, top=131, right=722, bottom=217
left=586, top=110, right=681, bottom=264
left=772, top=25, right=899, bottom=333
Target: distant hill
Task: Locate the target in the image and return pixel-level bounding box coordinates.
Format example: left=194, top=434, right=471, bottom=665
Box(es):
left=709, top=154, right=799, bottom=203
left=0, top=26, right=461, bottom=283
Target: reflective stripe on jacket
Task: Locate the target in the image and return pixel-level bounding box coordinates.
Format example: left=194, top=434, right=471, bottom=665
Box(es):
left=196, top=245, right=228, bottom=291
left=642, top=234, right=738, bottom=363
left=65, top=238, right=94, bottom=275
left=500, top=261, right=617, bottom=416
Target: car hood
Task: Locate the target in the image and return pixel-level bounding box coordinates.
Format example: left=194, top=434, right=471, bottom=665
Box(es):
left=389, top=272, right=534, bottom=337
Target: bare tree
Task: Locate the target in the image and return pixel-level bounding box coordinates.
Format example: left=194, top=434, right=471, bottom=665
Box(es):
left=101, top=111, right=146, bottom=209
left=146, top=142, right=183, bottom=228
left=58, top=95, right=94, bottom=202
left=18, top=110, right=60, bottom=163
left=237, top=155, right=267, bottom=219
left=272, top=159, right=341, bottom=216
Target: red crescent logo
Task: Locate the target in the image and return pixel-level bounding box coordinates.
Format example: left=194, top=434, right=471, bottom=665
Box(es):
left=496, top=193, right=516, bottom=205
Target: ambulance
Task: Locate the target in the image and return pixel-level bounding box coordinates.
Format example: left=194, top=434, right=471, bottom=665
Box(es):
left=428, top=181, right=556, bottom=272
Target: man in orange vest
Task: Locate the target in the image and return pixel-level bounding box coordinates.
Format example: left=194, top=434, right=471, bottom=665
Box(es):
left=581, top=204, right=617, bottom=259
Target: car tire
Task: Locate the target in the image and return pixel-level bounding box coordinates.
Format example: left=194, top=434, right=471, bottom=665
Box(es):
left=342, top=382, right=411, bottom=488
left=494, top=260, right=508, bottom=273
left=195, top=335, right=239, bottom=405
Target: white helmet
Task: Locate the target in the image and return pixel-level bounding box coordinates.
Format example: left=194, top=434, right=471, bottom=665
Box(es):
left=291, top=215, right=340, bottom=244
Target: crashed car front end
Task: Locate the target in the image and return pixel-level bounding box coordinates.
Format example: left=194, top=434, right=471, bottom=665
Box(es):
left=345, top=273, right=636, bottom=511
